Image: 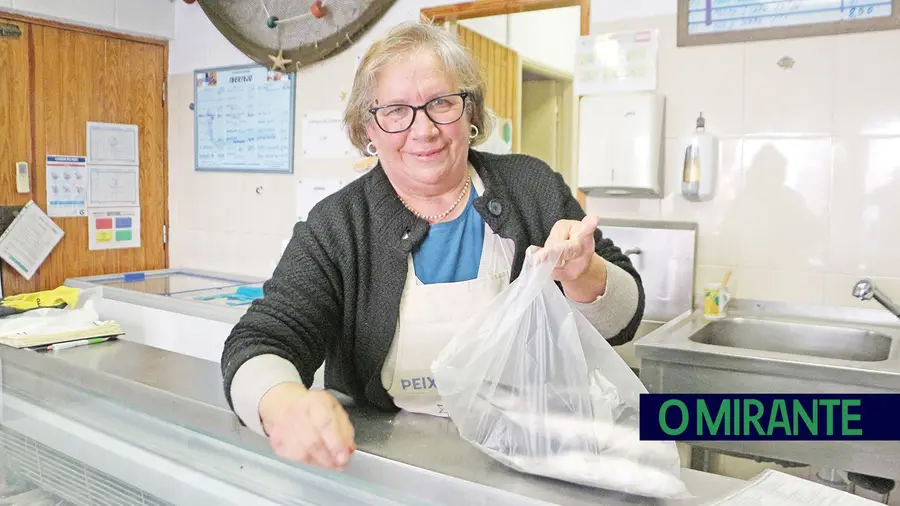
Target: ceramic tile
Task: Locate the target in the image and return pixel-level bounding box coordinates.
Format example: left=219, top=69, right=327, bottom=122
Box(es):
left=114, top=0, right=174, bottom=39
left=180, top=171, right=245, bottom=233
left=827, top=137, right=900, bottom=277
left=737, top=138, right=832, bottom=270
left=658, top=45, right=744, bottom=136
left=734, top=267, right=825, bottom=304
left=743, top=37, right=835, bottom=135
left=833, top=30, right=900, bottom=136
left=13, top=0, right=115, bottom=27
left=660, top=137, right=743, bottom=266
left=241, top=173, right=299, bottom=236
left=824, top=273, right=900, bottom=311
left=585, top=195, right=661, bottom=220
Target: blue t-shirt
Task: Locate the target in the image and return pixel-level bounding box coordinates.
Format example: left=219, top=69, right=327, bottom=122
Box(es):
left=412, top=188, right=485, bottom=284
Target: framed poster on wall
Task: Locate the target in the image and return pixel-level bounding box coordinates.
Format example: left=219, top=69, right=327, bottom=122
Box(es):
left=193, top=64, right=296, bottom=174
left=678, top=0, right=900, bottom=46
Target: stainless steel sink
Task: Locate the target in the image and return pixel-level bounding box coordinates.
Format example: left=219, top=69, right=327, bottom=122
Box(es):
left=687, top=318, right=893, bottom=362
left=634, top=299, right=900, bottom=480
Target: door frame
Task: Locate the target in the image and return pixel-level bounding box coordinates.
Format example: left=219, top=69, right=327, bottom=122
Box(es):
left=420, top=0, right=590, bottom=208
left=0, top=8, right=170, bottom=269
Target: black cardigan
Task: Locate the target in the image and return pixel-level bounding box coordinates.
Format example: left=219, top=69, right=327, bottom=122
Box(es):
left=220, top=149, right=645, bottom=412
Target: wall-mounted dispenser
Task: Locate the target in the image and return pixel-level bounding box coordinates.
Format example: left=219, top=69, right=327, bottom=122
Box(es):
left=577, top=92, right=665, bottom=198
left=681, top=112, right=718, bottom=202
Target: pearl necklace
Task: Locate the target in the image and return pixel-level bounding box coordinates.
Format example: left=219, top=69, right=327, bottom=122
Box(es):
left=399, top=175, right=471, bottom=224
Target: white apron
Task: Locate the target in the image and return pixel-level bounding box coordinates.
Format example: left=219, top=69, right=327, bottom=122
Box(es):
left=380, top=172, right=513, bottom=417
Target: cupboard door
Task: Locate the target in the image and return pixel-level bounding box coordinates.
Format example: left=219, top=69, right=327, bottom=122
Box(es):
left=0, top=18, right=40, bottom=295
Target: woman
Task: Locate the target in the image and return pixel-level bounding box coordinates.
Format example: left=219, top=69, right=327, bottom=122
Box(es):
left=221, top=21, right=645, bottom=471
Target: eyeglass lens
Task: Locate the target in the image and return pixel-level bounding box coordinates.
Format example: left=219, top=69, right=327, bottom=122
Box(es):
left=374, top=94, right=465, bottom=133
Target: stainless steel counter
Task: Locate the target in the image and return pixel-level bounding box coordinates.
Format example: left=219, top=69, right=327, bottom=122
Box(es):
left=0, top=340, right=745, bottom=506
left=636, top=298, right=900, bottom=479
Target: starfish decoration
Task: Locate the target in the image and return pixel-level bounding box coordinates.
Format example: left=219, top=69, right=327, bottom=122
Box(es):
left=268, top=49, right=292, bottom=72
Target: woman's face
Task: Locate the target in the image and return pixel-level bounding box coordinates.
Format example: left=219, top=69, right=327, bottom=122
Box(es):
left=366, top=51, right=470, bottom=191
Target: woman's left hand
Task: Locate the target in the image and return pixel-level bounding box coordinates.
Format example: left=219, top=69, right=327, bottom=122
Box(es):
left=538, top=214, right=602, bottom=282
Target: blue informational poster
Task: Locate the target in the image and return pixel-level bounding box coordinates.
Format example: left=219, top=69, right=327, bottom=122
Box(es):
left=193, top=64, right=296, bottom=174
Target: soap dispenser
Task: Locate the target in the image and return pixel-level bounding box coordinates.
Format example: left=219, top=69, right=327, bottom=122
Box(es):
left=681, top=113, right=718, bottom=202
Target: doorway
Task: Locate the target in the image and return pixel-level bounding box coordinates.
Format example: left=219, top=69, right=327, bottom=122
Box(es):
left=422, top=0, right=589, bottom=206
left=520, top=60, right=577, bottom=197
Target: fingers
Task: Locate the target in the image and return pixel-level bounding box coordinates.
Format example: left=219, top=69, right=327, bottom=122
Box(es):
left=544, top=219, right=571, bottom=248
left=308, top=397, right=344, bottom=466
left=267, top=391, right=357, bottom=470
left=537, top=216, right=599, bottom=267
left=577, top=215, right=600, bottom=239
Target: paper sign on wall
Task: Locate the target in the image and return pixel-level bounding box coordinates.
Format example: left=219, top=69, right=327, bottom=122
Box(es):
left=574, top=29, right=659, bottom=95
left=87, top=122, right=139, bottom=166
left=87, top=165, right=139, bottom=207
left=85, top=121, right=140, bottom=249
left=0, top=201, right=64, bottom=280
left=297, top=178, right=348, bottom=222
left=301, top=111, right=356, bottom=159
left=46, top=155, right=87, bottom=217
left=88, top=207, right=141, bottom=250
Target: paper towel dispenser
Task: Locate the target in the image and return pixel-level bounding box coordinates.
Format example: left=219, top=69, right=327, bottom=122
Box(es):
left=577, top=92, right=665, bottom=198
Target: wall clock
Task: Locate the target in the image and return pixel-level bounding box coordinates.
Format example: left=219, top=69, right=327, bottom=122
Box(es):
left=196, top=0, right=397, bottom=73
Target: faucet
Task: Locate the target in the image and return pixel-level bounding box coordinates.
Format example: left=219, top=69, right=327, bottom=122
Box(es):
left=853, top=278, right=900, bottom=321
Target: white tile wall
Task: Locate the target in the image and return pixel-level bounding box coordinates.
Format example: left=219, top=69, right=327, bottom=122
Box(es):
left=166, top=0, right=440, bottom=275
left=588, top=15, right=900, bottom=310
left=4, top=0, right=174, bottom=39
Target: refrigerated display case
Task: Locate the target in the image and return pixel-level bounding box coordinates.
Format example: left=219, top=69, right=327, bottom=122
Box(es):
left=0, top=343, right=437, bottom=506
left=65, top=268, right=267, bottom=324
left=0, top=339, right=746, bottom=506
left=64, top=269, right=271, bottom=364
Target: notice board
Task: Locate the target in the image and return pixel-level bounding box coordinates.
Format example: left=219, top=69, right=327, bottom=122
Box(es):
left=678, top=0, right=900, bottom=46
left=193, top=64, right=296, bottom=173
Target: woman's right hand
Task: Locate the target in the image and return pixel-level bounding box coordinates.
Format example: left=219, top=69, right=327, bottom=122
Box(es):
left=258, top=382, right=357, bottom=470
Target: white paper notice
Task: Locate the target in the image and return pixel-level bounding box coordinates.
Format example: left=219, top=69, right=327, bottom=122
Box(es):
left=709, top=469, right=879, bottom=505
left=0, top=201, right=64, bottom=280
left=297, top=178, right=347, bottom=221
left=88, top=165, right=139, bottom=207
left=87, top=122, right=139, bottom=166
left=46, top=155, right=87, bottom=217
left=574, top=29, right=659, bottom=95
left=88, top=207, right=141, bottom=250
left=301, top=111, right=356, bottom=159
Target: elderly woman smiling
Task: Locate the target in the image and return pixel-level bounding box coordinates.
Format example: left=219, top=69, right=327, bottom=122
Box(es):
left=221, top=21, right=645, bottom=471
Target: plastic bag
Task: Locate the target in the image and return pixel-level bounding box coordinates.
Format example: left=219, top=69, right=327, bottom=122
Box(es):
left=430, top=247, right=690, bottom=499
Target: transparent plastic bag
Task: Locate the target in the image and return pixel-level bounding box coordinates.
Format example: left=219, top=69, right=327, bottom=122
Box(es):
left=430, top=247, right=691, bottom=499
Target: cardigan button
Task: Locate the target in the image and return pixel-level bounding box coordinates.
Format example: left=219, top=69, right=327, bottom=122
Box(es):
left=487, top=199, right=503, bottom=216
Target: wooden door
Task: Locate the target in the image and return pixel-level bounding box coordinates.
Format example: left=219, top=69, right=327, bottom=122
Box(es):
left=0, top=16, right=168, bottom=296
left=453, top=24, right=521, bottom=153
left=0, top=18, right=39, bottom=293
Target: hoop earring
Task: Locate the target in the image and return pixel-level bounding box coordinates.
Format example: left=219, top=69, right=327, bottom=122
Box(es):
left=469, top=125, right=479, bottom=140
left=366, top=141, right=378, bottom=156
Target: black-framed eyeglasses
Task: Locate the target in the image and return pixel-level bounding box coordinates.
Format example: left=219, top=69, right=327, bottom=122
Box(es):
left=368, top=92, right=469, bottom=134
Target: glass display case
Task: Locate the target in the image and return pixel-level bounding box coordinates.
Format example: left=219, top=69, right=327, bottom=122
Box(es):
left=65, top=268, right=267, bottom=324
left=0, top=345, right=436, bottom=506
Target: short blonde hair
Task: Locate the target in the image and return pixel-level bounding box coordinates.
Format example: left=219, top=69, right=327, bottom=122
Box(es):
left=343, top=21, right=492, bottom=155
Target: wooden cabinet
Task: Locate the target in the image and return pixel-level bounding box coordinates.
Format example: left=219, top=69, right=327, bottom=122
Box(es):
left=0, top=13, right=168, bottom=295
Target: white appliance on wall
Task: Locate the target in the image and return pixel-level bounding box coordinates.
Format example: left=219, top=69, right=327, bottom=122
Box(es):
left=577, top=92, right=665, bottom=198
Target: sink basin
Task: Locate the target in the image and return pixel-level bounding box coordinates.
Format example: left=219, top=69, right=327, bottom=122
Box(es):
left=635, top=320, right=664, bottom=339
left=688, top=318, right=893, bottom=362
